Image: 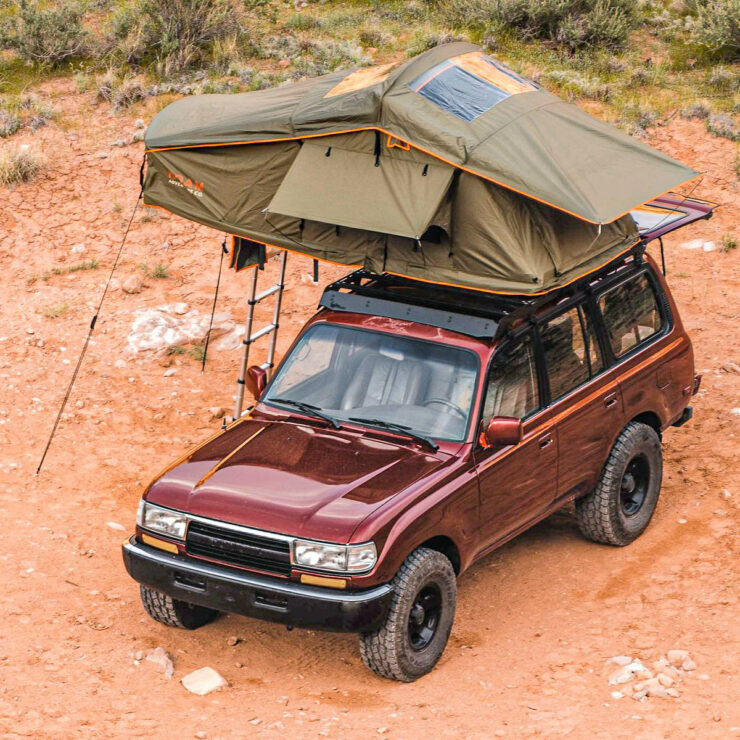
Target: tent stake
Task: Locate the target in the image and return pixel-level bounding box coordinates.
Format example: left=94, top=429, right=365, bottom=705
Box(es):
left=36, top=188, right=142, bottom=475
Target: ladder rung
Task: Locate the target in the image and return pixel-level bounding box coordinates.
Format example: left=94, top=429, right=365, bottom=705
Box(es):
left=247, top=323, right=277, bottom=343
left=258, top=361, right=273, bottom=371
left=251, top=284, right=282, bottom=304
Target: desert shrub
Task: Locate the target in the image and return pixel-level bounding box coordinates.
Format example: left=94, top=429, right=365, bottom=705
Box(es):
left=406, top=29, right=467, bottom=56
left=96, top=69, right=146, bottom=110
left=681, top=101, right=711, bottom=119
left=285, top=12, right=322, bottom=30
left=0, top=146, right=43, bottom=185
left=619, top=103, right=659, bottom=136
left=109, top=0, right=238, bottom=76
left=3, top=0, right=88, bottom=66
left=0, top=110, right=21, bottom=138
left=706, top=65, right=740, bottom=91
left=257, top=36, right=370, bottom=76
left=690, top=0, right=740, bottom=59
left=721, top=232, right=738, bottom=250
left=706, top=112, right=740, bottom=139
left=435, top=0, right=638, bottom=50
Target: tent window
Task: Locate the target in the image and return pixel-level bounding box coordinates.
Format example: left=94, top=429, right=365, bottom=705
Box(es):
left=410, top=52, right=538, bottom=122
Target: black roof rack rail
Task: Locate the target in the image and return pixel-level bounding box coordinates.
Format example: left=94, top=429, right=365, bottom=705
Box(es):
left=318, top=242, right=647, bottom=341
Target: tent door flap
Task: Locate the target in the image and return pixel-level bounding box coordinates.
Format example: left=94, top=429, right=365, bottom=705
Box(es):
left=266, top=139, right=455, bottom=240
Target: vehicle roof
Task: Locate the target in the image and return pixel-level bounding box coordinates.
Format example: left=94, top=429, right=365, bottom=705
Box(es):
left=319, top=254, right=653, bottom=341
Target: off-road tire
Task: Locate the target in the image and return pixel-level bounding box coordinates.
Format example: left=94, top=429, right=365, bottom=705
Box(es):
left=139, top=585, right=219, bottom=629
left=576, top=421, right=662, bottom=546
left=360, top=547, right=456, bottom=682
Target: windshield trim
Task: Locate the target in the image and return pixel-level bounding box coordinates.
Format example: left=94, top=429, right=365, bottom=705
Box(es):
left=260, top=321, right=481, bottom=444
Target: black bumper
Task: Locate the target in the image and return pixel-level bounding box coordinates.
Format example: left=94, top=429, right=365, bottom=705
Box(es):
left=122, top=537, right=393, bottom=633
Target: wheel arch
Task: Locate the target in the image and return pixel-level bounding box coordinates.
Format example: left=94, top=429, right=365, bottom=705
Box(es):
left=417, top=535, right=461, bottom=575
left=629, top=410, right=663, bottom=437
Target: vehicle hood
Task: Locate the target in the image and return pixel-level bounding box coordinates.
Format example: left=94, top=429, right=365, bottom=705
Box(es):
left=146, top=418, right=447, bottom=542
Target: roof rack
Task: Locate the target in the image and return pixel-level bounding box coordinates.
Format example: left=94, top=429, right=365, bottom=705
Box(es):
left=319, top=242, right=647, bottom=341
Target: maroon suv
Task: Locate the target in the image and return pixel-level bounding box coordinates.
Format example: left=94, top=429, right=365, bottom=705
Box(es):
left=124, top=247, right=701, bottom=681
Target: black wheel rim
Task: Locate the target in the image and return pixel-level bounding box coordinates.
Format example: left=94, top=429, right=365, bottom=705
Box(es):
left=620, top=453, right=650, bottom=516
left=407, top=584, right=442, bottom=651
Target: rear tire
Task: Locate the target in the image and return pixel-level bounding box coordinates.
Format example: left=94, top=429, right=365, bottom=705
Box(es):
left=139, top=584, right=219, bottom=629
left=360, top=547, right=456, bottom=682
left=576, top=421, right=662, bottom=546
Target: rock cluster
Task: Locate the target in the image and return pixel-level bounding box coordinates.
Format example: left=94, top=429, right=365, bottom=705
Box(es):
left=606, top=650, right=699, bottom=701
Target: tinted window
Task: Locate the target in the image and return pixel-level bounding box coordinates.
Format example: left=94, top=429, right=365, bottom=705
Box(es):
left=599, top=274, right=663, bottom=358
left=541, top=305, right=602, bottom=401
left=483, top=334, right=539, bottom=423
left=265, top=324, right=478, bottom=442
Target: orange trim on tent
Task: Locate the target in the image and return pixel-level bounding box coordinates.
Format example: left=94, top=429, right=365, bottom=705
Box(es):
left=144, top=127, right=704, bottom=225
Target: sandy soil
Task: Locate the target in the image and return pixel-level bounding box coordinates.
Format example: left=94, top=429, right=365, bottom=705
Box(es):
left=0, top=80, right=738, bottom=739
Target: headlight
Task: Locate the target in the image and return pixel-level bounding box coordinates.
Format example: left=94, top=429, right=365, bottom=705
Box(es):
left=292, top=540, right=377, bottom=573
left=137, top=501, right=187, bottom=540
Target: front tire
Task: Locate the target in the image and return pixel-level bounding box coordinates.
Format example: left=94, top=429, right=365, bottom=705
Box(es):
left=576, top=421, right=662, bottom=546
left=139, top=584, right=219, bottom=629
left=360, top=548, right=456, bottom=682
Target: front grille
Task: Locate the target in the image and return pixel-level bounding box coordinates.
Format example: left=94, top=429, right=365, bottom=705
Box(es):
left=186, top=521, right=292, bottom=576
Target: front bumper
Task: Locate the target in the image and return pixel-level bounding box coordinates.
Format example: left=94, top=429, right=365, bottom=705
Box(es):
left=122, top=537, right=393, bottom=633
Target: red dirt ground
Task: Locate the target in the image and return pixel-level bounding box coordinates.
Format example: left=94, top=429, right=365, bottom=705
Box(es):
left=0, top=81, right=738, bottom=739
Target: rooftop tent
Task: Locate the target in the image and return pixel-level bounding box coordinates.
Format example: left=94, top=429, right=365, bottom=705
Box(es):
left=142, top=42, right=700, bottom=295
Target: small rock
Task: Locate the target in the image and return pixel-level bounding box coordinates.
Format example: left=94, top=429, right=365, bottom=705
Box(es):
left=163, top=368, right=177, bottom=377
left=666, top=688, right=680, bottom=697
left=146, top=647, right=175, bottom=679
left=702, top=241, right=716, bottom=252
left=731, top=408, right=740, bottom=416
left=135, top=118, right=146, bottom=130
left=114, top=358, right=127, bottom=369
left=714, top=509, right=727, bottom=517
left=607, top=655, right=632, bottom=666
left=181, top=667, right=227, bottom=695
left=631, top=689, right=647, bottom=701
left=681, top=239, right=703, bottom=250
left=611, top=691, right=624, bottom=699
left=134, top=650, right=144, bottom=661
left=112, top=139, right=125, bottom=148
left=195, top=733, right=207, bottom=740
left=209, top=406, right=226, bottom=420
left=681, top=657, right=696, bottom=671
left=70, top=244, right=85, bottom=254
left=26, top=328, right=35, bottom=335
left=173, top=302, right=189, bottom=315
left=122, top=274, right=143, bottom=294
left=377, top=729, right=388, bottom=736
left=106, top=521, right=126, bottom=531
left=657, top=673, right=674, bottom=687
left=609, top=667, right=635, bottom=685
left=698, top=673, right=711, bottom=680
left=109, top=278, right=121, bottom=291
left=722, top=489, right=732, bottom=499
left=227, top=636, right=240, bottom=646
left=678, top=518, right=688, bottom=524
left=75, top=400, right=84, bottom=409
left=249, top=718, right=261, bottom=725
left=667, top=650, right=689, bottom=666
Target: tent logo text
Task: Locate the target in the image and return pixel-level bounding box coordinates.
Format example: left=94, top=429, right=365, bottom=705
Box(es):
left=167, top=171, right=204, bottom=198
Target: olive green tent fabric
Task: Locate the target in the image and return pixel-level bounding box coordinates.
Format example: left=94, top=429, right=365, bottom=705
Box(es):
left=143, top=42, right=698, bottom=294
left=267, top=133, right=455, bottom=239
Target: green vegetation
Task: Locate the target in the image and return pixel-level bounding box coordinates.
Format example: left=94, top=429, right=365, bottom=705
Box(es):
left=721, top=233, right=738, bottom=251
left=0, top=0, right=736, bottom=143
left=139, top=262, right=170, bottom=279
left=68, top=259, right=99, bottom=272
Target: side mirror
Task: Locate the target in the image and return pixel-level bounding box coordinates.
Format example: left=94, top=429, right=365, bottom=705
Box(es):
left=483, top=416, right=522, bottom=448
left=246, top=365, right=267, bottom=399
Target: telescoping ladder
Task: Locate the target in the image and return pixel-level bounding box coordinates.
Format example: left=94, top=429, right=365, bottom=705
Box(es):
left=233, top=250, right=287, bottom=419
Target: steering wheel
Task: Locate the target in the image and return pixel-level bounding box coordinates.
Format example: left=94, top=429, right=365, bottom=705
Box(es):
left=423, top=398, right=466, bottom=419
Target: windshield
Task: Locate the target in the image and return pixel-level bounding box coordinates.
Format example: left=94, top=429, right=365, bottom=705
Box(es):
left=263, top=324, right=479, bottom=442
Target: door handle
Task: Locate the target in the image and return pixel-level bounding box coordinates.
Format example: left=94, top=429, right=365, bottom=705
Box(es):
left=604, top=392, right=618, bottom=409
left=538, top=433, right=553, bottom=449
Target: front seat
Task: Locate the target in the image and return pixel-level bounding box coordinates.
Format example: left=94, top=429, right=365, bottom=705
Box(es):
left=340, top=355, right=429, bottom=411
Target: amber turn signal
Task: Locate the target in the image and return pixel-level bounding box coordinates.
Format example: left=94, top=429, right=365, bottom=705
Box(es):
left=300, top=574, right=347, bottom=589
left=141, top=533, right=179, bottom=554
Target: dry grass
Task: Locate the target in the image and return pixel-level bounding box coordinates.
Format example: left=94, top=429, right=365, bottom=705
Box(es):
left=0, top=146, right=43, bottom=185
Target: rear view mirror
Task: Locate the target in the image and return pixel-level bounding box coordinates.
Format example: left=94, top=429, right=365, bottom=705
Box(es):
left=483, top=416, right=522, bottom=448
left=246, top=365, right=268, bottom=399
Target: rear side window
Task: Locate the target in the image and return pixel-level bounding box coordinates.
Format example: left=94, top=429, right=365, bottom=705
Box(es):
left=598, top=274, right=663, bottom=358
left=541, top=305, right=603, bottom=402
left=483, top=334, right=539, bottom=422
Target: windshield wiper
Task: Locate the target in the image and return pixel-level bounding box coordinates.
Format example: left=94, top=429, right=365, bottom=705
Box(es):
left=269, top=398, right=342, bottom=429
left=348, top=417, right=438, bottom=452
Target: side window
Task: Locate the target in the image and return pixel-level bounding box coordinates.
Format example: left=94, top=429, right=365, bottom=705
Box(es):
left=483, top=334, right=539, bottom=424
left=541, top=306, right=600, bottom=402
left=599, top=273, right=663, bottom=358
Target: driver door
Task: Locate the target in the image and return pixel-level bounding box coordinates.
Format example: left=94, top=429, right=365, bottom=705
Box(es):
left=473, top=332, right=558, bottom=554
